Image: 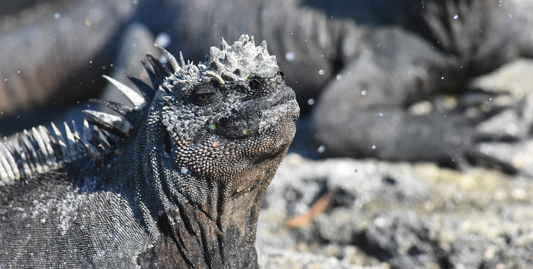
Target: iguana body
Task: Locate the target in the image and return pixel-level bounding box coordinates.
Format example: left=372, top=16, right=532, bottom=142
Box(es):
left=0, top=35, right=299, bottom=268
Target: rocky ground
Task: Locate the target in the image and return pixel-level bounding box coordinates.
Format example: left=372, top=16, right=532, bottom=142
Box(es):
left=256, top=59, right=533, bottom=269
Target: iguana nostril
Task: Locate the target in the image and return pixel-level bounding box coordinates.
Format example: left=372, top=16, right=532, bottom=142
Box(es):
left=218, top=117, right=228, bottom=125
left=249, top=78, right=263, bottom=90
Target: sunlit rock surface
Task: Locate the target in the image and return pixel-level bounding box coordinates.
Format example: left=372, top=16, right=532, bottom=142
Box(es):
left=257, top=59, right=533, bottom=269
left=257, top=154, right=533, bottom=268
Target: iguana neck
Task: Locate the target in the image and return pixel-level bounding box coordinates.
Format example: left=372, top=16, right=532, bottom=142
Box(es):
left=144, top=157, right=283, bottom=269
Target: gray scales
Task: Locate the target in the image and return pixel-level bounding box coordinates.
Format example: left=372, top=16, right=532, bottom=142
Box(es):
left=0, top=35, right=300, bottom=268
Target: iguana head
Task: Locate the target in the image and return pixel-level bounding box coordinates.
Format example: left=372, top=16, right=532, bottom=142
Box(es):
left=138, top=34, right=299, bottom=206
left=162, top=36, right=297, bottom=153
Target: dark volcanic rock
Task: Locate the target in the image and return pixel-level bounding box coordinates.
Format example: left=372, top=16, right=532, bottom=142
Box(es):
left=257, top=153, right=533, bottom=268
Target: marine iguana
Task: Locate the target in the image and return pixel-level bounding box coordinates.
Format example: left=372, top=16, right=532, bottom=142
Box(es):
left=0, top=35, right=299, bottom=268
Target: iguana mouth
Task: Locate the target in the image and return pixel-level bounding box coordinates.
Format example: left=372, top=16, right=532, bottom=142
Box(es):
left=213, top=88, right=299, bottom=139
left=252, top=142, right=289, bottom=165
left=267, top=86, right=297, bottom=108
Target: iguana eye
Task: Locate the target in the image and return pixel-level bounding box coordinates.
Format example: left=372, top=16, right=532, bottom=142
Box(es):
left=197, top=94, right=210, bottom=102
left=193, top=85, right=218, bottom=105
left=193, top=92, right=214, bottom=105
left=249, top=78, right=263, bottom=90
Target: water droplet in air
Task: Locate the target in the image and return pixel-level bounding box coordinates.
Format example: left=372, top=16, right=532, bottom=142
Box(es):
left=318, top=69, right=325, bottom=75
left=508, top=15, right=512, bottom=19
left=307, top=99, right=315, bottom=105
left=317, top=145, right=326, bottom=153
left=361, top=90, right=367, bottom=96
left=54, top=13, right=60, bottom=19
left=379, top=113, right=383, bottom=117
left=354, top=169, right=358, bottom=173
left=441, top=77, right=444, bottom=79
left=336, top=74, right=343, bottom=81
left=155, top=32, right=171, bottom=48
left=285, top=52, right=295, bottom=61
left=453, top=15, right=458, bottom=20
left=371, top=145, right=376, bottom=149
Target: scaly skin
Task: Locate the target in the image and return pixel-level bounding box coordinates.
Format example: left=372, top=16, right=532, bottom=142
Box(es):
left=0, top=35, right=299, bottom=268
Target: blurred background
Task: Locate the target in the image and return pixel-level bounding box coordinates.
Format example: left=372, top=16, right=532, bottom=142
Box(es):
left=2, top=0, right=533, bottom=268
